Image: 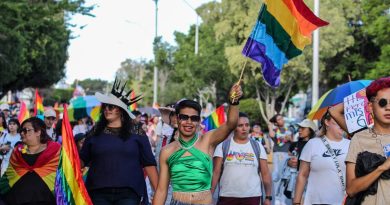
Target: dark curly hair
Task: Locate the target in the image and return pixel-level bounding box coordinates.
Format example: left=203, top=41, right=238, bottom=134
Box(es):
left=21, top=117, right=51, bottom=144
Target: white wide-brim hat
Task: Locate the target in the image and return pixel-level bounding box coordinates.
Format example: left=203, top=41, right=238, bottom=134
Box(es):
left=95, top=92, right=135, bottom=119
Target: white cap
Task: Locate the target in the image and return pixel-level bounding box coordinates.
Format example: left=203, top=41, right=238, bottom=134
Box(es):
left=0, top=104, right=10, bottom=111
left=297, top=119, right=317, bottom=131
left=44, top=109, right=56, bottom=118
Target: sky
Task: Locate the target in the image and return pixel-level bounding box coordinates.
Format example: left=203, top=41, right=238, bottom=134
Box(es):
left=65, top=0, right=214, bottom=84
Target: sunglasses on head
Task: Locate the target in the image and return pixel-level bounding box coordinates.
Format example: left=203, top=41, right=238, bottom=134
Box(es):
left=372, top=98, right=390, bottom=108
left=21, top=128, right=34, bottom=134
left=103, top=104, right=118, bottom=111
left=178, top=114, right=201, bottom=122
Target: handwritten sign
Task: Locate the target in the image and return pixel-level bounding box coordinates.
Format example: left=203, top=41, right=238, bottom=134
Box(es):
left=343, top=89, right=373, bottom=133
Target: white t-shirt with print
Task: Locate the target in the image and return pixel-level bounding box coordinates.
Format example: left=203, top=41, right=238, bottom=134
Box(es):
left=300, top=137, right=350, bottom=205
left=214, top=138, right=267, bottom=197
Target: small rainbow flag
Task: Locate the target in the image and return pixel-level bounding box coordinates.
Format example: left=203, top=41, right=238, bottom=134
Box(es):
left=34, top=89, right=44, bottom=119
left=242, top=0, right=329, bottom=87
left=55, top=104, right=92, bottom=205
left=17, top=101, right=30, bottom=123
left=201, top=105, right=226, bottom=133
left=129, top=91, right=137, bottom=111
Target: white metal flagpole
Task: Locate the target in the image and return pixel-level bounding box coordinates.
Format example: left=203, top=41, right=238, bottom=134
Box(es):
left=312, top=0, right=320, bottom=107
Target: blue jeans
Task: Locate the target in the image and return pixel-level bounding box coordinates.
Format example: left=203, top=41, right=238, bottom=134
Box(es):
left=90, top=188, right=141, bottom=205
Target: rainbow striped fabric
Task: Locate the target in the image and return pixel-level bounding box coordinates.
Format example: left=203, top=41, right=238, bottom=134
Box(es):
left=0, top=141, right=61, bottom=195
left=34, top=89, right=45, bottom=119
left=17, top=101, right=30, bottom=123
left=55, top=104, right=92, bottom=205
left=129, top=91, right=137, bottom=111
left=242, top=0, right=328, bottom=87
left=201, top=105, right=226, bottom=133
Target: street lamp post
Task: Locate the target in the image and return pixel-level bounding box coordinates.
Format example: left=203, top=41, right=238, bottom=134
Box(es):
left=153, top=0, right=158, bottom=106
left=183, top=0, right=199, bottom=55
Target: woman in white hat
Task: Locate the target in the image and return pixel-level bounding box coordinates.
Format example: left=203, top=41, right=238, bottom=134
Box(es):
left=79, top=78, right=158, bottom=205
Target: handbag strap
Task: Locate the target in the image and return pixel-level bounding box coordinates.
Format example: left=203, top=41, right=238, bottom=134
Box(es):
left=320, top=136, right=346, bottom=191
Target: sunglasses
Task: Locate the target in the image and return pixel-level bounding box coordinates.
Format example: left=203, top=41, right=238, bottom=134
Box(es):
left=103, top=104, right=118, bottom=111
left=372, top=98, right=390, bottom=108
left=21, top=128, right=34, bottom=134
left=178, top=114, right=201, bottom=122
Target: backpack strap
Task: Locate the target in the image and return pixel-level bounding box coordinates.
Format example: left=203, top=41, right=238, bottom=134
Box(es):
left=221, top=139, right=231, bottom=164
left=249, top=138, right=262, bottom=173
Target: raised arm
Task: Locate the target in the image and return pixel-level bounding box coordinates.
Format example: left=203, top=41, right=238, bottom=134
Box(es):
left=328, top=103, right=348, bottom=133
left=208, top=84, right=242, bottom=146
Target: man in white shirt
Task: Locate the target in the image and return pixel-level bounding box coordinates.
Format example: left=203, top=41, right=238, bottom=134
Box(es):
left=44, top=108, right=57, bottom=141
left=212, top=112, right=272, bottom=205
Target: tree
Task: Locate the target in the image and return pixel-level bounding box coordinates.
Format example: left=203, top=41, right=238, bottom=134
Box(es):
left=0, top=0, right=93, bottom=97
left=72, top=78, right=108, bottom=95
left=360, top=0, right=390, bottom=79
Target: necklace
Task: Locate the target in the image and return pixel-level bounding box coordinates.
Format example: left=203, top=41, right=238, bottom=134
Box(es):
left=27, top=144, right=46, bottom=154
left=178, top=134, right=198, bottom=150
left=370, top=127, right=390, bottom=138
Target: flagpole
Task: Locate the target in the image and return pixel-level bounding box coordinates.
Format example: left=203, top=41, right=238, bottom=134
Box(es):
left=312, top=0, right=320, bottom=108
left=238, top=58, right=248, bottom=83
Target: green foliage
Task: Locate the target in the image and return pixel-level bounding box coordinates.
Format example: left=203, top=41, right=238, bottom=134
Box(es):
left=41, top=88, right=73, bottom=106
left=239, top=98, right=266, bottom=127
left=72, top=78, right=108, bottom=95
left=0, top=0, right=92, bottom=97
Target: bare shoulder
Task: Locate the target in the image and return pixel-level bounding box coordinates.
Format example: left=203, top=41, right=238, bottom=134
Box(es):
left=160, top=142, right=179, bottom=159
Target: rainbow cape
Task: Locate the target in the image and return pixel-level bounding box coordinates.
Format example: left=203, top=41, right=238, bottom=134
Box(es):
left=201, top=105, right=226, bottom=133
left=34, top=89, right=45, bottom=119
left=55, top=104, right=92, bottom=205
left=0, top=141, right=61, bottom=194
left=18, top=101, right=30, bottom=123
left=242, top=0, right=329, bottom=87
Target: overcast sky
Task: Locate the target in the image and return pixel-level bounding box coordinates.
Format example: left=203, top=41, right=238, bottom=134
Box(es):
left=65, top=0, right=214, bottom=84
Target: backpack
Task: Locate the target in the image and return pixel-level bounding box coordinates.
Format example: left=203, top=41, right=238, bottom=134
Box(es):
left=221, top=138, right=262, bottom=173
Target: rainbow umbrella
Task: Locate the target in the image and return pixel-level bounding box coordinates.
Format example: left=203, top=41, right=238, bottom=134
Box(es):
left=308, top=80, right=372, bottom=120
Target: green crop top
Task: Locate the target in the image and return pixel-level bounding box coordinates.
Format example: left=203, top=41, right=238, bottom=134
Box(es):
left=167, top=135, right=212, bottom=192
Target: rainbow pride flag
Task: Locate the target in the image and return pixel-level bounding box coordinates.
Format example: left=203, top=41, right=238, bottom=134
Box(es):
left=34, top=89, right=44, bottom=119
left=201, top=105, right=226, bottom=133
left=55, top=104, right=92, bottom=205
left=17, top=101, right=30, bottom=123
left=242, top=0, right=329, bottom=87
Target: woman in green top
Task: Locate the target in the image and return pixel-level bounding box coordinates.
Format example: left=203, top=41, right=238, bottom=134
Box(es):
left=153, top=84, right=243, bottom=205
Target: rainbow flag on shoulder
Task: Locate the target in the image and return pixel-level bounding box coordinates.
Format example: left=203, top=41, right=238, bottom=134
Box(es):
left=201, top=105, right=226, bottom=133
left=242, top=0, right=329, bottom=87
left=55, top=104, right=92, bottom=205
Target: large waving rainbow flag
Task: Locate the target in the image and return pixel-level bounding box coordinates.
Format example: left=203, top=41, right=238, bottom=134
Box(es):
left=55, top=104, right=92, bottom=205
left=201, top=105, right=226, bottom=133
left=242, top=0, right=329, bottom=87
left=34, top=89, right=45, bottom=119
